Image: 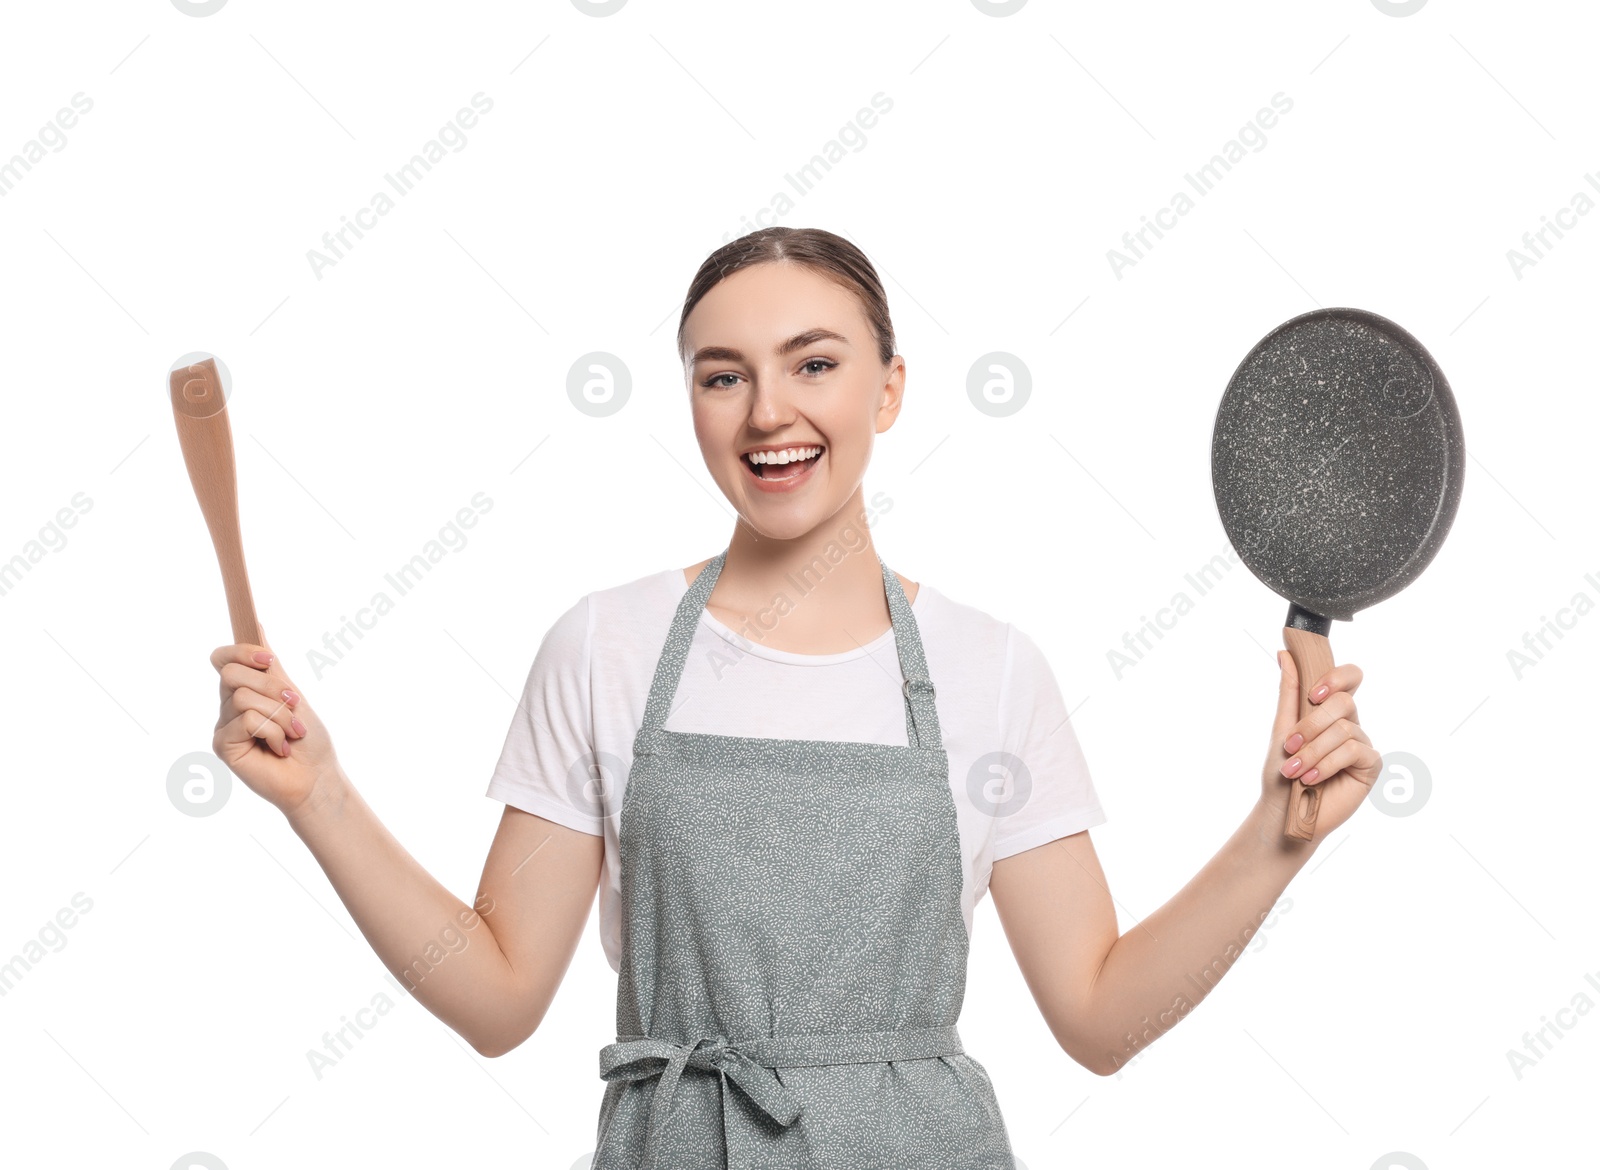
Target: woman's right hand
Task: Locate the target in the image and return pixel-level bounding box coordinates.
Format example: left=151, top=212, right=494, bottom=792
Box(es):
left=210, top=626, right=342, bottom=819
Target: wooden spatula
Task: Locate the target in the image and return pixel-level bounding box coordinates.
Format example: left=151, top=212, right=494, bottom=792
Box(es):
left=169, top=356, right=262, bottom=647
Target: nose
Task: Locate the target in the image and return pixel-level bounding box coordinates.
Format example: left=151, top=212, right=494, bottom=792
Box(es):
left=745, top=372, right=796, bottom=432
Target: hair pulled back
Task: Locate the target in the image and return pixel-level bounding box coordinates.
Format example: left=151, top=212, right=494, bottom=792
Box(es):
left=676, top=227, right=896, bottom=366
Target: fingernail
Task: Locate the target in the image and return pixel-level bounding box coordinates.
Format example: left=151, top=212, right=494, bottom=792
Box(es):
left=291, top=717, right=307, bottom=737
left=1284, top=733, right=1304, bottom=754
left=1281, top=757, right=1302, bottom=777
left=1310, top=684, right=1329, bottom=703
left=277, top=739, right=290, bottom=757
left=282, top=689, right=299, bottom=707
left=1302, top=768, right=1320, bottom=784
left=253, top=651, right=273, bottom=665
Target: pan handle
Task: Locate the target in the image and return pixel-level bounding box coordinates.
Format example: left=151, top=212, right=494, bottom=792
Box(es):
left=1280, top=623, right=1336, bottom=841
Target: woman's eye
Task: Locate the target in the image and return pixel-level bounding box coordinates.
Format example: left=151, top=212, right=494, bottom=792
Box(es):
left=702, top=361, right=832, bottom=387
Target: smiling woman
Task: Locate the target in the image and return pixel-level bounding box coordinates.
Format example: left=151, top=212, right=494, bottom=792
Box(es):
left=204, top=225, right=1380, bottom=1170
left=674, top=230, right=906, bottom=575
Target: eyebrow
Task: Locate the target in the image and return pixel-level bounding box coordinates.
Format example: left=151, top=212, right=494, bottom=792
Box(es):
left=689, top=328, right=853, bottom=365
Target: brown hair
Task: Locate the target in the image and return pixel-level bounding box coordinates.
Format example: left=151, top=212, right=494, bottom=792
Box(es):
left=676, top=227, right=897, bottom=367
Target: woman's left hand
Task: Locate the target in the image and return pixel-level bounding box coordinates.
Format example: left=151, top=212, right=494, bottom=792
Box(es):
left=1258, top=650, right=1383, bottom=846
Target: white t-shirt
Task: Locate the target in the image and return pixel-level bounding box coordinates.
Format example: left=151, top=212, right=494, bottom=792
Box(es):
left=485, top=565, right=1107, bottom=974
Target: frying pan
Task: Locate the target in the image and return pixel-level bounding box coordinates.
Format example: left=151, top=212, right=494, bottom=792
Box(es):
left=1210, top=307, right=1464, bottom=840
left=170, top=355, right=263, bottom=646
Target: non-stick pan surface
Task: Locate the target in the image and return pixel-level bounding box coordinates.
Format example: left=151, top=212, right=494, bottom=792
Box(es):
left=1212, top=307, right=1464, bottom=624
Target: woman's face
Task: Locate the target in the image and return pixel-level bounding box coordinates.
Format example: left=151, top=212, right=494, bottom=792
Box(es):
left=682, top=261, right=905, bottom=542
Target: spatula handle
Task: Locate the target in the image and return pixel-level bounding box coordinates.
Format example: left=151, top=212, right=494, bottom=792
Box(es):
left=1280, top=625, right=1335, bottom=841
left=170, top=358, right=262, bottom=647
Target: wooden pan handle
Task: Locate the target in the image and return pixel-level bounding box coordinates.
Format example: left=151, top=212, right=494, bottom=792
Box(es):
left=170, top=358, right=262, bottom=647
left=1280, top=624, right=1335, bottom=841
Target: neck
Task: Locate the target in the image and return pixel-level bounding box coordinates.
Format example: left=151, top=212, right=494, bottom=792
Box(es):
left=716, top=486, right=887, bottom=633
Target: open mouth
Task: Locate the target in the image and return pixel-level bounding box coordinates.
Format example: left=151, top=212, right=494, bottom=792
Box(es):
left=742, top=445, right=824, bottom=482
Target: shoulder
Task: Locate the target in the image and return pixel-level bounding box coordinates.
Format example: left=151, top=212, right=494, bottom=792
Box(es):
left=558, top=565, right=689, bottom=656
left=586, top=564, right=683, bottom=609
left=910, top=580, right=1020, bottom=684
left=913, top=578, right=1009, bottom=643
left=913, top=582, right=1063, bottom=690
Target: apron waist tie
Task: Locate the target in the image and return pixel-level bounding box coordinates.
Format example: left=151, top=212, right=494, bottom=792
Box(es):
left=599, top=1023, right=964, bottom=1170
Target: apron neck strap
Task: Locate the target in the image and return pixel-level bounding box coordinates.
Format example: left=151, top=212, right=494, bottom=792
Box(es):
left=638, top=550, right=944, bottom=751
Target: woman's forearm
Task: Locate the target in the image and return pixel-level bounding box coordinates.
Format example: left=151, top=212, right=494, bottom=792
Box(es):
left=1081, top=800, right=1311, bottom=1073
left=283, top=766, right=520, bottom=1055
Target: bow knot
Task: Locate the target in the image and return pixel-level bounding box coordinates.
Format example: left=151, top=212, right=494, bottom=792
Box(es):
left=599, top=1033, right=803, bottom=1170
left=687, top=1035, right=729, bottom=1071
left=597, top=1023, right=964, bottom=1170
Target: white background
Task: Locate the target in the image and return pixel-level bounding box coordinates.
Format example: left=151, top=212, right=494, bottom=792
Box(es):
left=1, top=1, right=1593, bottom=1168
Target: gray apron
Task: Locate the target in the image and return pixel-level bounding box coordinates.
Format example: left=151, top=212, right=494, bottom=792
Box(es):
left=593, top=550, right=1017, bottom=1170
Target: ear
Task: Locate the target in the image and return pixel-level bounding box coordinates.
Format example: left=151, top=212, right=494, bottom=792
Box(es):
left=875, top=356, right=907, bottom=434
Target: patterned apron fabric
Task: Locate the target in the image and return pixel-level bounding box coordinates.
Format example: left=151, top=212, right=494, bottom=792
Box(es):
left=593, top=551, right=1017, bottom=1169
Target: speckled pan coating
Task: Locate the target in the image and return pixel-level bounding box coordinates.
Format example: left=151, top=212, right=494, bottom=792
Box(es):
left=1211, top=307, right=1465, bottom=622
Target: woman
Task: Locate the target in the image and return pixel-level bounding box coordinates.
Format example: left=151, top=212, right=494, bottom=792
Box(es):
left=208, top=227, right=1382, bottom=1168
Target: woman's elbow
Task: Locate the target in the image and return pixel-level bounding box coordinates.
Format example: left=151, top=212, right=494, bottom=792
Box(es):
left=472, top=1035, right=508, bottom=1059
left=1070, top=1050, right=1119, bottom=1078
left=1056, top=1033, right=1121, bottom=1077
left=472, top=1025, right=533, bottom=1059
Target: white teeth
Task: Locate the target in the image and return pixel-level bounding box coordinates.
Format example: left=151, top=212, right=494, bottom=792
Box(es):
left=746, top=445, right=822, bottom=465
